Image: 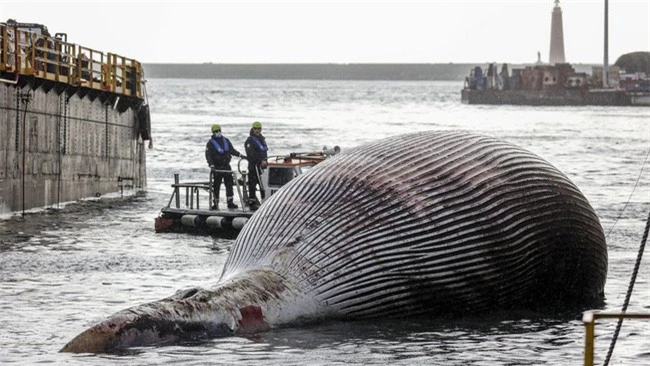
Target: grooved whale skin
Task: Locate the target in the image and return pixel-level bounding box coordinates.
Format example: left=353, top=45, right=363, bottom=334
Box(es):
left=224, top=130, right=607, bottom=316
left=61, top=130, right=607, bottom=353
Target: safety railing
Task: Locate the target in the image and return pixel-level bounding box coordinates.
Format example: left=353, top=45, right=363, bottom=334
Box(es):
left=0, top=23, right=144, bottom=98
left=582, top=311, right=650, bottom=366
left=166, top=171, right=249, bottom=212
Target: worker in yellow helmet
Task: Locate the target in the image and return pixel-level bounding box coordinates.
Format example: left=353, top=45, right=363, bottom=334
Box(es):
left=205, top=123, right=244, bottom=210
left=244, top=121, right=268, bottom=210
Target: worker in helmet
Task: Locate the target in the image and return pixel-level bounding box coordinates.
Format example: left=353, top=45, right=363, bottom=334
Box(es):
left=244, top=121, right=268, bottom=210
left=205, top=123, right=244, bottom=210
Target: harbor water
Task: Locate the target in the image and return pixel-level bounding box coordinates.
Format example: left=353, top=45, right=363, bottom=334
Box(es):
left=1, top=79, right=649, bottom=365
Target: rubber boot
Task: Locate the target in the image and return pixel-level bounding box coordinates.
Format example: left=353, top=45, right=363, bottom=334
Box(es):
left=227, top=196, right=238, bottom=209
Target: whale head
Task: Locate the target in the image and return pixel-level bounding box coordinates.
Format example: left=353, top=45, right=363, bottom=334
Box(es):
left=60, top=287, right=238, bottom=353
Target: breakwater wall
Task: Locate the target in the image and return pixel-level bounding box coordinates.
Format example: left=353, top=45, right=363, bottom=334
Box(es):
left=143, top=63, right=474, bottom=80
left=143, top=63, right=598, bottom=81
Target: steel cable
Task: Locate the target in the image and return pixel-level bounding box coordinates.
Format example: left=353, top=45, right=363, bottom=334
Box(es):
left=602, top=210, right=650, bottom=366
left=605, top=147, right=650, bottom=239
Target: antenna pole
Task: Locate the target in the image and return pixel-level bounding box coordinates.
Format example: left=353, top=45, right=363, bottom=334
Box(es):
left=603, top=0, right=609, bottom=88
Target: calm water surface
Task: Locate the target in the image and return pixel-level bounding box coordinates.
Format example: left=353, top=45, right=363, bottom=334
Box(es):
left=1, top=79, right=649, bottom=365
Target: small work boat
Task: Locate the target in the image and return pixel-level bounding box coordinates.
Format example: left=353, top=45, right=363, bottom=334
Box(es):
left=154, top=147, right=340, bottom=237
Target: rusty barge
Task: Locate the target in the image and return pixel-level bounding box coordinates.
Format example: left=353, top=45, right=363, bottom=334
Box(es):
left=0, top=20, right=150, bottom=215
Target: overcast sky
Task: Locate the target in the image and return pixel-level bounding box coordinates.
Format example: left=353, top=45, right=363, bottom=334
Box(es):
left=1, top=0, right=648, bottom=64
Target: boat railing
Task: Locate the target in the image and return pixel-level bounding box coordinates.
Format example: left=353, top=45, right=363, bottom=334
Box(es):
left=582, top=311, right=650, bottom=366
left=0, top=22, right=144, bottom=99
left=166, top=170, right=250, bottom=211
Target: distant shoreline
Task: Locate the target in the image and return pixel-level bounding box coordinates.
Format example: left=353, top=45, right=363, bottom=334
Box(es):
left=143, top=63, right=597, bottom=81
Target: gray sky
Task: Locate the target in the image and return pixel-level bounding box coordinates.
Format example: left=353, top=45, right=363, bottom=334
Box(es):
left=1, top=0, right=648, bottom=64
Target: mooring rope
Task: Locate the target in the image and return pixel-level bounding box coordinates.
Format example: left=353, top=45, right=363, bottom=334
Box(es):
left=20, top=92, right=31, bottom=217
left=605, top=147, right=650, bottom=239
left=602, top=209, right=650, bottom=366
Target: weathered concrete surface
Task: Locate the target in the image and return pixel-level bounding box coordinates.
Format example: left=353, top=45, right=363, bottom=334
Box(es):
left=0, top=81, right=147, bottom=214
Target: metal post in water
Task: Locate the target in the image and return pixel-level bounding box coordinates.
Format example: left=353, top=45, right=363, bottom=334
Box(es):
left=583, top=312, right=595, bottom=366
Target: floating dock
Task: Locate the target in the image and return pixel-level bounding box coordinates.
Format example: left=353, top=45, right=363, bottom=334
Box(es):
left=155, top=150, right=339, bottom=237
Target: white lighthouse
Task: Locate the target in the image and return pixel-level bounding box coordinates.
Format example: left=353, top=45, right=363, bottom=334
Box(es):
left=549, top=0, right=566, bottom=64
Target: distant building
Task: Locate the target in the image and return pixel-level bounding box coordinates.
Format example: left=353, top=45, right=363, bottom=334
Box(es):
left=592, top=66, right=621, bottom=89
left=549, top=0, right=566, bottom=64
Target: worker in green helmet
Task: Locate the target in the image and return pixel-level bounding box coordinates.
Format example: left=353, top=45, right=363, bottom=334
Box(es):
left=244, top=121, right=268, bottom=210
left=205, top=123, right=244, bottom=210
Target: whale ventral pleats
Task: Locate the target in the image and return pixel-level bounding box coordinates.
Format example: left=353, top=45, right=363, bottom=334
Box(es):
left=62, top=130, right=607, bottom=353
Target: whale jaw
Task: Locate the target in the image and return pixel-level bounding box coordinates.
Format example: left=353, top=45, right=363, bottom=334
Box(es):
left=60, top=313, right=176, bottom=353
left=60, top=269, right=310, bottom=353
left=59, top=307, right=236, bottom=353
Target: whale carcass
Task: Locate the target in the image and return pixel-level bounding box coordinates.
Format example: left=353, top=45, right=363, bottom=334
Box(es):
left=61, top=130, right=607, bottom=353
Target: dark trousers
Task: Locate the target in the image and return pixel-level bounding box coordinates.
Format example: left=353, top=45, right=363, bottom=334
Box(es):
left=248, top=165, right=265, bottom=201
left=212, top=168, right=234, bottom=201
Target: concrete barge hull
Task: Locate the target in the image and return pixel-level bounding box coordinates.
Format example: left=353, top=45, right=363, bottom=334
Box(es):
left=0, top=80, right=147, bottom=215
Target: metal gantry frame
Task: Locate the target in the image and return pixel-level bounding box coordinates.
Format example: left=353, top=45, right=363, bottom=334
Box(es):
left=0, top=22, right=144, bottom=98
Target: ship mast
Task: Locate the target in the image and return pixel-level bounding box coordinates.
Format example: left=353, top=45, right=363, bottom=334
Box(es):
left=603, top=0, right=609, bottom=88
